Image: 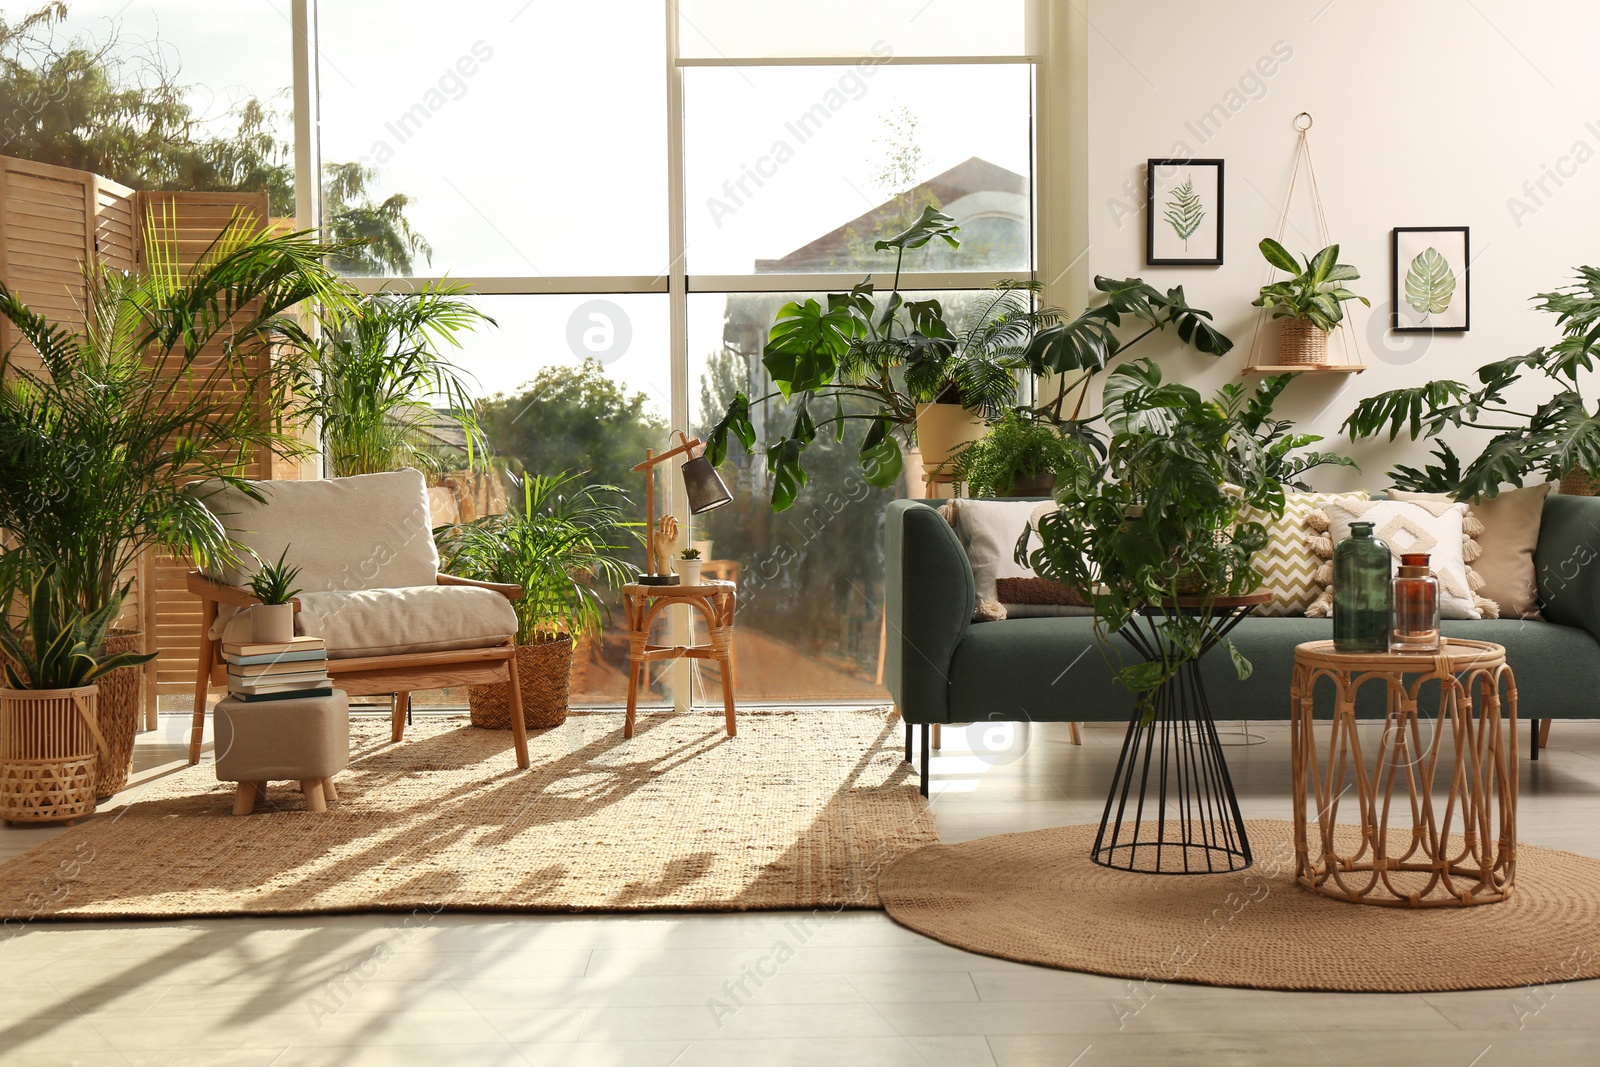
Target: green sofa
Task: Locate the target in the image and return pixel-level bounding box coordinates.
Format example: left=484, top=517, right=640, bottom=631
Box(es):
left=884, top=494, right=1600, bottom=795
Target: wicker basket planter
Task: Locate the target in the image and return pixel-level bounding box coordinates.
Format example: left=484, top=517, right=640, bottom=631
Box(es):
left=1278, top=319, right=1330, bottom=365
left=93, top=629, right=144, bottom=799
left=469, top=635, right=574, bottom=730
left=0, top=685, right=103, bottom=825
left=1560, top=468, right=1599, bottom=496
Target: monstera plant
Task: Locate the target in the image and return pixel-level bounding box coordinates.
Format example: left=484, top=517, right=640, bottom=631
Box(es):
left=706, top=208, right=1235, bottom=511
left=1343, top=266, right=1600, bottom=498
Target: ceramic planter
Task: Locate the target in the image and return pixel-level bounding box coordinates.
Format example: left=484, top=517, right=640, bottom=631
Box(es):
left=252, top=603, right=295, bottom=644
left=675, top=558, right=704, bottom=586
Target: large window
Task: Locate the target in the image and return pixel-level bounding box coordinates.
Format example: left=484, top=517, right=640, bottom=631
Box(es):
left=300, top=2, right=1041, bottom=708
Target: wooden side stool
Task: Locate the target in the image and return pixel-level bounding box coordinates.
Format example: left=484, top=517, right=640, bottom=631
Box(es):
left=622, top=580, right=737, bottom=739
left=214, top=690, right=350, bottom=815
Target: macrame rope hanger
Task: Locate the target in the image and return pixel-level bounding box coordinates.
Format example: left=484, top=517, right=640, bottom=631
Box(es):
left=1247, top=112, right=1362, bottom=370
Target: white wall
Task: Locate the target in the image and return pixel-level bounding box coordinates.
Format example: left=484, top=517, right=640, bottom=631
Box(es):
left=1083, top=0, right=1600, bottom=490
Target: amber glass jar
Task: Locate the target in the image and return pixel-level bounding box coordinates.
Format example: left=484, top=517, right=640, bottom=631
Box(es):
left=1389, top=552, right=1441, bottom=653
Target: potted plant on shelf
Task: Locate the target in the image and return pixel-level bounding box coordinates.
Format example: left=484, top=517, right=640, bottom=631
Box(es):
left=0, top=213, right=350, bottom=798
left=286, top=281, right=494, bottom=477
left=0, top=568, right=156, bottom=824
left=436, top=472, right=635, bottom=730
left=247, top=548, right=303, bottom=643
left=1020, top=362, right=1353, bottom=704
left=706, top=210, right=1234, bottom=510
left=1251, top=239, right=1369, bottom=365
left=942, top=409, right=1080, bottom=497
left=675, top=547, right=703, bottom=586
left=1342, top=266, right=1600, bottom=498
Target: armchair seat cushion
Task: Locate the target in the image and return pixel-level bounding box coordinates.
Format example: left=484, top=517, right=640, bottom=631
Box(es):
left=221, top=585, right=518, bottom=659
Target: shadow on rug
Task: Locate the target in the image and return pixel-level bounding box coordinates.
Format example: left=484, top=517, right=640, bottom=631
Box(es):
left=0, top=707, right=935, bottom=919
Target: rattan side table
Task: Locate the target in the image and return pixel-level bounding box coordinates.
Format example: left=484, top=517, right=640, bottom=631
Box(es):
left=622, top=580, right=737, bottom=739
left=1291, top=639, right=1517, bottom=907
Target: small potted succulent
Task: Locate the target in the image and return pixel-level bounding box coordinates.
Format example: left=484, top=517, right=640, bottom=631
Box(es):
left=1252, top=239, right=1369, bottom=365
left=247, top=547, right=303, bottom=643
left=675, top=547, right=704, bottom=586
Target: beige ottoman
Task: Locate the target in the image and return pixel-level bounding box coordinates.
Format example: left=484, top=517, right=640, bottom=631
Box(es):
left=214, top=691, right=349, bottom=815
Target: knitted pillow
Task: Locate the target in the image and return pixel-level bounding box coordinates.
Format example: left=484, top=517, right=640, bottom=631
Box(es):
left=1238, top=491, right=1370, bottom=617
left=1389, top=485, right=1549, bottom=620
left=1304, top=497, right=1497, bottom=620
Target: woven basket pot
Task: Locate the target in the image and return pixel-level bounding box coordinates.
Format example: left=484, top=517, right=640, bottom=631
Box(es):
left=1278, top=319, right=1329, bottom=365
left=1560, top=468, right=1599, bottom=496
left=0, top=685, right=100, bottom=825
left=93, top=629, right=144, bottom=799
left=468, top=635, right=573, bottom=731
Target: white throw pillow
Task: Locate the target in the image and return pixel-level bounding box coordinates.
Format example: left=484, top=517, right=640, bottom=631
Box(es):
left=1307, top=498, right=1493, bottom=620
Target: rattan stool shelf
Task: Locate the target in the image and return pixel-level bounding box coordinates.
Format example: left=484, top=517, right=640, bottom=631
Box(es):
left=1291, top=639, right=1517, bottom=907
left=622, top=581, right=737, bottom=740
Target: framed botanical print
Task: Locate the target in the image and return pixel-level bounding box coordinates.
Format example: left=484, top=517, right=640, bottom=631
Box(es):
left=1392, top=226, right=1470, bottom=332
left=1146, top=158, right=1224, bottom=266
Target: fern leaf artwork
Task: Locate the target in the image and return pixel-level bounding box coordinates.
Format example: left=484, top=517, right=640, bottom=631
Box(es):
left=1404, top=246, right=1457, bottom=320
left=1163, top=177, right=1205, bottom=248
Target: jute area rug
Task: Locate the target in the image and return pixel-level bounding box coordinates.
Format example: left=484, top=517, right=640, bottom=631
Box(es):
left=0, top=707, right=935, bottom=919
left=880, top=820, right=1600, bottom=993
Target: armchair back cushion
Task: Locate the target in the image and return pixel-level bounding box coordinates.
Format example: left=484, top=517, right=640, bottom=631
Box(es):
left=190, top=469, right=440, bottom=591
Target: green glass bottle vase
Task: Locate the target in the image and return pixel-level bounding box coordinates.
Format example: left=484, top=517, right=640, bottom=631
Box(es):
left=1333, top=521, right=1392, bottom=652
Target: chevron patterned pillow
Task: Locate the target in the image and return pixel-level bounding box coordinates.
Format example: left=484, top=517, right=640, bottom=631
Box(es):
left=1238, top=491, right=1370, bottom=618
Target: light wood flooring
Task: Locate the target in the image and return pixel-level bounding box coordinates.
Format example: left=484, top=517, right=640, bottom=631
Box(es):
left=2, top=710, right=1599, bottom=1066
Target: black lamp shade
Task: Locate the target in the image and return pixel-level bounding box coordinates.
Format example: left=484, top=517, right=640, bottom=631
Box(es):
left=682, top=456, right=733, bottom=515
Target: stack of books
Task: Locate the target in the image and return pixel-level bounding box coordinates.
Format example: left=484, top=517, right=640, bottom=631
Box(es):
left=223, top=635, right=333, bottom=702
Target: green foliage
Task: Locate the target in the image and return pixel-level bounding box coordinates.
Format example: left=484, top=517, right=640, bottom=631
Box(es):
left=247, top=547, right=302, bottom=606
left=0, top=567, right=156, bottom=690
left=1020, top=360, right=1351, bottom=705
left=1404, top=246, right=1456, bottom=319
left=1163, top=177, right=1205, bottom=244
left=1252, top=240, right=1369, bottom=331
left=479, top=359, right=668, bottom=494
left=1342, top=267, right=1600, bottom=498
left=945, top=410, right=1085, bottom=496
left=436, top=473, right=636, bottom=646
left=0, top=211, right=351, bottom=616
left=679, top=547, right=701, bottom=560
left=708, top=206, right=1065, bottom=511
left=0, top=3, right=427, bottom=275
left=286, top=282, right=491, bottom=477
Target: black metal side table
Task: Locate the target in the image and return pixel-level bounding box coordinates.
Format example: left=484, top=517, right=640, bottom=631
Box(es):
left=1091, top=591, right=1271, bottom=875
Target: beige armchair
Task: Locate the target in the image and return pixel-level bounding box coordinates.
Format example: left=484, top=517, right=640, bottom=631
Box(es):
left=184, top=469, right=529, bottom=769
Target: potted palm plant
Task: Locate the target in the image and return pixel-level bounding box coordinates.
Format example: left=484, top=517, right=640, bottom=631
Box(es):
left=1252, top=239, right=1369, bottom=365
left=0, top=568, right=156, bottom=823
left=436, top=472, right=635, bottom=730
left=0, top=213, right=350, bottom=797
left=1342, top=266, right=1600, bottom=498
left=287, top=281, right=493, bottom=477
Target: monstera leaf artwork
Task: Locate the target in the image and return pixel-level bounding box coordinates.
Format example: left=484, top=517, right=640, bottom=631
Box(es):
left=1405, top=246, right=1457, bottom=320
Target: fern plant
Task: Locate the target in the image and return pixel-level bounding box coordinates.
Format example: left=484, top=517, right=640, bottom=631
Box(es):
left=944, top=410, right=1085, bottom=496
left=1, top=568, right=157, bottom=691
left=1343, top=265, right=1600, bottom=499
left=1163, top=177, right=1205, bottom=246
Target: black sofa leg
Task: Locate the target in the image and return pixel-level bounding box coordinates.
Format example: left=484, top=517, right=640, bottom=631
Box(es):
left=905, top=720, right=912, bottom=764
left=1531, top=718, right=1540, bottom=761
left=920, top=723, right=930, bottom=797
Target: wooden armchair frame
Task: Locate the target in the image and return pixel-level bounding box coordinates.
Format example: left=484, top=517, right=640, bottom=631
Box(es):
left=186, top=571, right=530, bottom=770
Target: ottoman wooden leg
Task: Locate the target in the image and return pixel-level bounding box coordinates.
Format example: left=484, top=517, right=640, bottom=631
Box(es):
left=322, top=776, right=338, bottom=802
left=301, top=778, right=327, bottom=813
left=232, top=782, right=258, bottom=816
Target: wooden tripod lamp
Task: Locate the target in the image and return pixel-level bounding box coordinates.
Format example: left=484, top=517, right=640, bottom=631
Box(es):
left=631, top=430, right=733, bottom=585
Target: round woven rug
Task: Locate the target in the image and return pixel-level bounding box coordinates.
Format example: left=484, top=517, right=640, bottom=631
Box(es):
left=879, top=820, right=1600, bottom=992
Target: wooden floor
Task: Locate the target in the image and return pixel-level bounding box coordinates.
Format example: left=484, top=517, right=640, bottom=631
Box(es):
left=2, top=711, right=1599, bottom=1066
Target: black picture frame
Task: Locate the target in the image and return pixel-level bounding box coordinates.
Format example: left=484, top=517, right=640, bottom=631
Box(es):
left=1146, top=158, right=1224, bottom=266
left=1391, top=226, right=1470, bottom=332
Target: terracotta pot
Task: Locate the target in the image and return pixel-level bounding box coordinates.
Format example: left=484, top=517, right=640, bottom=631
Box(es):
left=0, top=684, right=100, bottom=824
left=252, top=603, right=295, bottom=644
left=915, top=402, right=986, bottom=474
left=469, top=636, right=573, bottom=730
left=93, top=628, right=144, bottom=799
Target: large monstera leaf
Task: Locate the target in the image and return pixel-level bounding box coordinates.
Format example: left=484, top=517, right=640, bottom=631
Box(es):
left=763, top=297, right=866, bottom=397
left=1404, top=246, right=1457, bottom=319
